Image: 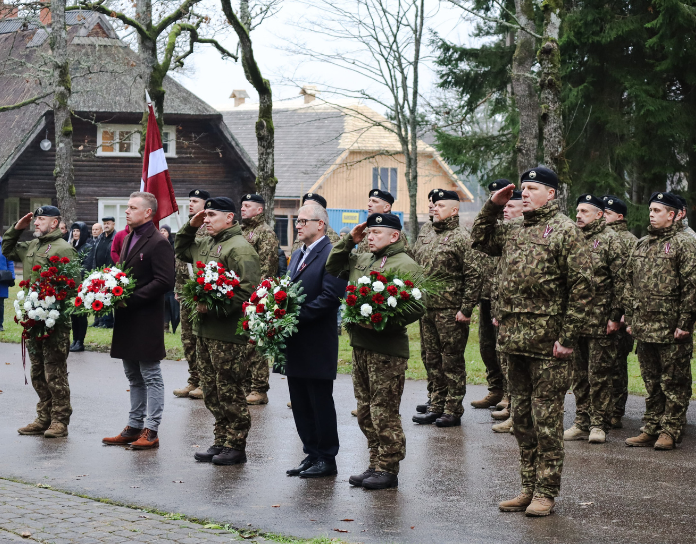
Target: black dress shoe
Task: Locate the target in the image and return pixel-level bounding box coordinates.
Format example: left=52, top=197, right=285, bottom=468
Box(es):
left=212, top=447, right=247, bottom=465
left=299, top=460, right=337, bottom=478
left=435, top=413, right=461, bottom=427
left=349, top=467, right=375, bottom=487
left=416, top=399, right=431, bottom=414
left=69, top=341, right=84, bottom=352
left=287, top=457, right=316, bottom=476
left=412, top=411, right=442, bottom=425
left=362, top=471, right=398, bottom=490
left=194, top=445, right=224, bottom=462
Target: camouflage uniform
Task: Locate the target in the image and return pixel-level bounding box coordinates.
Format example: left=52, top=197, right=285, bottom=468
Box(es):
left=2, top=225, right=76, bottom=426
left=412, top=219, right=435, bottom=399
left=571, top=218, right=626, bottom=432
left=624, top=223, right=696, bottom=442
left=416, top=215, right=482, bottom=417
left=472, top=199, right=593, bottom=498
left=479, top=252, right=504, bottom=394
left=291, top=225, right=339, bottom=253
left=326, top=236, right=424, bottom=474
left=679, top=218, right=696, bottom=239
left=240, top=214, right=279, bottom=395
left=175, top=221, right=261, bottom=449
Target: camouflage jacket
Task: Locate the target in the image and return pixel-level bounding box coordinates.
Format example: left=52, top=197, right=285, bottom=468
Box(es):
left=241, top=214, right=279, bottom=279
left=174, top=224, right=208, bottom=294
left=414, top=215, right=482, bottom=316
left=624, top=223, right=696, bottom=343
left=678, top=218, right=696, bottom=240
left=479, top=253, right=500, bottom=301
left=578, top=218, right=627, bottom=337
left=291, top=225, right=340, bottom=253
left=471, top=199, right=593, bottom=358
left=411, top=219, right=434, bottom=267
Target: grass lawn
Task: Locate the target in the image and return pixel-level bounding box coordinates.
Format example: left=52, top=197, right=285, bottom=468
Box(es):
left=3, top=284, right=695, bottom=398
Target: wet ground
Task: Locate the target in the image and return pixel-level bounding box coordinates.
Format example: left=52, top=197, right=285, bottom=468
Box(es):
left=1, top=342, right=695, bottom=544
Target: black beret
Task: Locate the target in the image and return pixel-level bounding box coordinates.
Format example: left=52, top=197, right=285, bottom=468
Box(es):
left=601, top=195, right=627, bottom=216
left=189, top=189, right=210, bottom=200
left=101, top=216, right=115, bottom=222
left=672, top=193, right=687, bottom=210
left=431, top=189, right=460, bottom=203
left=34, top=205, right=60, bottom=217
left=302, top=192, right=327, bottom=208
left=577, top=194, right=605, bottom=211
left=520, top=166, right=558, bottom=190
left=649, top=191, right=682, bottom=211
left=510, top=190, right=523, bottom=201
left=428, top=188, right=442, bottom=199
left=368, top=188, right=395, bottom=205
left=366, top=212, right=402, bottom=231
left=241, top=193, right=265, bottom=205
left=488, top=179, right=511, bottom=192
left=205, top=197, right=236, bottom=213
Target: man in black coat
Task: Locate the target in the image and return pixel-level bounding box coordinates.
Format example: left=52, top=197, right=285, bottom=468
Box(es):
left=284, top=204, right=347, bottom=478
left=85, top=216, right=116, bottom=328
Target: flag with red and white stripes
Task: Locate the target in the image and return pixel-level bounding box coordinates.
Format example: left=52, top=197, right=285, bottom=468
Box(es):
left=141, top=94, right=178, bottom=227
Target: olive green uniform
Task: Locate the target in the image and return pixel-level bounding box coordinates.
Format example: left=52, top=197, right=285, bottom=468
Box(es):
left=412, top=219, right=435, bottom=399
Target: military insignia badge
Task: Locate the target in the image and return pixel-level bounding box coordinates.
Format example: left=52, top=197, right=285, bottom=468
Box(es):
left=307, top=193, right=313, bottom=197
left=608, top=199, right=613, bottom=205
left=195, top=190, right=200, bottom=195
left=439, top=191, right=444, bottom=197
left=586, top=195, right=591, bottom=201
left=543, top=224, right=553, bottom=239
left=658, top=193, right=663, bottom=200
left=247, top=194, right=251, bottom=199
left=373, top=191, right=378, bottom=196
left=492, top=182, right=497, bottom=189
left=206, top=202, right=211, bottom=208
left=529, top=171, right=537, bottom=179
left=376, top=216, right=383, bottom=223
left=37, top=207, right=43, bottom=215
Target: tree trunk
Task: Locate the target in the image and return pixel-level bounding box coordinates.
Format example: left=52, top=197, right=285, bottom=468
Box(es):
left=511, top=0, right=539, bottom=176
left=406, top=0, right=424, bottom=242
left=136, top=0, right=164, bottom=135
left=51, top=0, right=76, bottom=225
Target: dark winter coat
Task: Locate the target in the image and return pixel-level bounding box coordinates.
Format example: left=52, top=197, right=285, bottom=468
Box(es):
left=84, top=230, right=115, bottom=271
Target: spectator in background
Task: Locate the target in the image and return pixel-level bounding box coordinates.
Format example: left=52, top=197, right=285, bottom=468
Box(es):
left=69, top=221, right=94, bottom=353
left=277, top=243, right=288, bottom=277
left=91, top=223, right=103, bottom=241
left=160, top=225, right=179, bottom=334
left=111, top=224, right=131, bottom=264
left=59, top=221, right=69, bottom=241
left=336, top=227, right=352, bottom=335
left=85, top=216, right=117, bottom=328
left=0, top=236, right=15, bottom=331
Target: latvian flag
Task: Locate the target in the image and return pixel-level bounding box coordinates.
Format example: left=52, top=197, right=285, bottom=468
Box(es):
left=141, top=94, right=178, bottom=227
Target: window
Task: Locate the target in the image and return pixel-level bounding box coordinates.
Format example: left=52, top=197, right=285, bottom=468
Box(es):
left=97, top=124, right=177, bottom=157
left=98, top=198, right=189, bottom=232
left=161, top=129, right=177, bottom=156
left=4, top=198, right=19, bottom=230
left=274, top=215, right=289, bottom=246
left=372, top=167, right=398, bottom=200
left=30, top=198, right=52, bottom=212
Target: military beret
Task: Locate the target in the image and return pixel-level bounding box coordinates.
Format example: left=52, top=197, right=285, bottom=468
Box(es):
left=431, top=189, right=460, bottom=203
left=204, top=197, right=236, bottom=213
left=368, top=188, right=395, bottom=205
left=428, top=188, right=442, bottom=200
left=101, top=216, right=115, bottom=222
left=577, top=194, right=605, bottom=211
left=302, top=192, right=327, bottom=208
left=601, top=195, right=627, bottom=216
left=649, top=191, right=682, bottom=211
left=366, top=212, right=402, bottom=231
left=34, top=205, right=60, bottom=217
left=510, top=190, right=523, bottom=201
left=241, top=193, right=265, bottom=205
left=189, top=189, right=210, bottom=200
left=488, top=179, right=511, bottom=192
left=520, top=166, right=559, bottom=190
left=672, top=193, right=687, bottom=211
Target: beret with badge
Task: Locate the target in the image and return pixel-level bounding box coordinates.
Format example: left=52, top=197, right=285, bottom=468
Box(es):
left=428, top=188, right=442, bottom=199
left=241, top=193, right=265, bottom=205
left=649, top=191, right=682, bottom=211
left=366, top=213, right=402, bottom=231
left=671, top=193, right=687, bottom=211
left=488, top=179, right=511, bottom=192
left=205, top=197, right=236, bottom=213
left=302, top=192, right=327, bottom=209
left=577, top=194, right=605, bottom=211
left=520, top=165, right=559, bottom=190
left=189, top=189, right=210, bottom=200
left=431, top=189, right=460, bottom=203
left=34, top=205, right=61, bottom=217
left=369, top=188, right=395, bottom=205
left=510, top=189, right=523, bottom=201
left=602, top=195, right=628, bottom=216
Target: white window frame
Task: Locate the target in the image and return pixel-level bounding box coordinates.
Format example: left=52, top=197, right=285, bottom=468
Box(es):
left=98, top=197, right=189, bottom=233
left=96, top=124, right=177, bottom=158
left=4, top=197, right=19, bottom=230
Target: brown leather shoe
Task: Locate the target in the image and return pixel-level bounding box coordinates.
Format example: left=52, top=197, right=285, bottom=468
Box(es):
left=18, top=419, right=50, bottom=436
left=654, top=433, right=675, bottom=450
left=491, top=407, right=510, bottom=421
left=525, top=495, right=555, bottom=516
left=499, top=492, right=533, bottom=512
left=470, top=389, right=504, bottom=409
left=102, top=426, right=143, bottom=446
left=130, top=428, right=159, bottom=450
left=173, top=384, right=197, bottom=398
left=44, top=422, right=68, bottom=438
left=625, top=432, right=658, bottom=447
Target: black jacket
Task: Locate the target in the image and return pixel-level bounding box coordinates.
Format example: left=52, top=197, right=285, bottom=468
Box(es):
left=278, top=245, right=288, bottom=277
left=84, top=230, right=115, bottom=271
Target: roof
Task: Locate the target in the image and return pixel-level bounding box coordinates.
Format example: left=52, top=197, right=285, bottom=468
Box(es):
left=221, top=99, right=472, bottom=201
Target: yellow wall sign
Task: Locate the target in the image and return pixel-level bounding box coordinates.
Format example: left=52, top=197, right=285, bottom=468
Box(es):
left=342, top=212, right=360, bottom=224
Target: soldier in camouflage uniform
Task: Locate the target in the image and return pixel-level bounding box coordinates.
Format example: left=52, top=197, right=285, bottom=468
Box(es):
left=673, top=194, right=696, bottom=239
left=175, top=197, right=261, bottom=465
left=239, top=193, right=280, bottom=405
left=602, top=195, right=637, bottom=429
left=624, top=192, right=696, bottom=451
left=326, top=213, right=424, bottom=489
left=3, top=206, right=77, bottom=438
left=472, top=167, right=593, bottom=516
left=355, top=189, right=410, bottom=254
left=291, top=193, right=340, bottom=253
left=564, top=195, right=627, bottom=445
left=173, top=189, right=209, bottom=399
left=412, top=189, right=482, bottom=428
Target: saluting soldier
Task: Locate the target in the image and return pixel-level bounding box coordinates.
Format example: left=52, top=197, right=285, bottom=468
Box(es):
left=563, top=195, right=627, bottom=444
left=3, top=206, right=77, bottom=438
left=291, top=193, right=340, bottom=253
left=412, top=189, right=482, bottom=428
left=624, top=192, right=696, bottom=450
left=175, top=197, right=261, bottom=465
left=326, top=213, right=424, bottom=490
left=355, top=189, right=410, bottom=254
left=472, top=167, right=593, bottom=517
left=602, top=195, right=637, bottom=429
left=239, top=193, right=280, bottom=406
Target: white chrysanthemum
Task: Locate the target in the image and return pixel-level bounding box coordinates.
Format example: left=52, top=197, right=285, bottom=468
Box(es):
left=44, top=296, right=56, bottom=305
left=360, top=304, right=373, bottom=317
left=372, top=281, right=385, bottom=292
left=392, top=279, right=404, bottom=287
left=35, top=308, right=47, bottom=320
left=280, top=278, right=290, bottom=287
left=15, top=310, right=22, bottom=320
left=29, top=291, right=39, bottom=300
left=27, top=310, right=37, bottom=320
left=16, top=291, right=24, bottom=300
left=105, top=278, right=117, bottom=289
left=357, top=276, right=371, bottom=285
left=387, top=296, right=397, bottom=308
left=85, top=293, right=95, bottom=305
left=45, top=318, right=56, bottom=328
left=256, top=287, right=268, bottom=298
left=48, top=310, right=60, bottom=320
left=245, top=305, right=256, bottom=316
left=13, top=300, right=20, bottom=310
left=23, top=301, right=33, bottom=311
left=273, top=286, right=281, bottom=294
left=119, top=277, right=130, bottom=285
left=412, top=288, right=422, bottom=300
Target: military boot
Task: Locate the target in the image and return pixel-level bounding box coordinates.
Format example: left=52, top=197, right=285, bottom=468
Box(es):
left=17, top=419, right=50, bottom=436
left=525, top=496, right=555, bottom=517
left=470, top=389, right=504, bottom=409
left=625, top=432, right=658, bottom=447
left=194, top=445, right=224, bottom=462
left=415, top=399, right=431, bottom=414
left=44, top=422, right=68, bottom=438
left=362, top=471, right=398, bottom=490
left=491, top=407, right=510, bottom=421
left=212, top=447, right=247, bottom=465
left=654, top=433, right=675, bottom=450
left=173, top=384, right=197, bottom=398
left=351, top=409, right=358, bottom=417
left=348, top=468, right=375, bottom=487
left=412, top=411, right=442, bottom=425
left=563, top=424, right=589, bottom=441
left=499, top=492, right=533, bottom=512
left=492, top=417, right=513, bottom=433
left=189, top=387, right=204, bottom=399
left=435, top=414, right=461, bottom=427
left=610, top=416, right=623, bottom=429
left=588, top=427, right=606, bottom=444
left=246, top=391, right=268, bottom=405
left=495, top=397, right=510, bottom=411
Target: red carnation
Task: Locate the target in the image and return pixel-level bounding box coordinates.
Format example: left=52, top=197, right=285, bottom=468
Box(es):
left=115, top=272, right=125, bottom=279
left=32, top=265, right=41, bottom=272
left=359, top=286, right=371, bottom=296
left=217, top=262, right=224, bottom=269
left=19, top=280, right=28, bottom=288
left=45, top=287, right=55, bottom=297
left=197, top=277, right=205, bottom=285
left=372, top=293, right=385, bottom=305
left=216, top=278, right=224, bottom=286
left=377, top=275, right=387, bottom=283
left=242, top=320, right=249, bottom=330
left=250, top=292, right=259, bottom=303
left=404, top=280, right=414, bottom=287
left=49, top=255, right=60, bottom=263
left=226, top=291, right=234, bottom=299
left=74, top=297, right=82, bottom=307
left=92, top=300, right=104, bottom=311
left=231, top=279, right=240, bottom=288
left=256, top=304, right=265, bottom=314
left=242, top=302, right=250, bottom=311
left=60, top=257, right=70, bottom=264
left=274, top=308, right=287, bottom=318
left=370, top=271, right=379, bottom=276
left=112, top=286, right=123, bottom=296
left=400, top=290, right=410, bottom=300
left=204, top=283, right=213, bottom=291
left=40, top=271, right=51, bottom=278
left=386, top=285, right=398, bottom=296
left=66, top=279, right=75, bottom=289
left=261, top=279, right=272, bottom=289
left=346, top=285, right=357, bottom=293
left=103, top=268, right=111, bottom=273
left=197, top=270, right=204, bottom=276
left=345, top=294, right=358, bottom=306
left=196, top=261, right=205, bottom=269
left=371, top=313, right=383, bottom=324
left=274, top=291, right=287, bottom=304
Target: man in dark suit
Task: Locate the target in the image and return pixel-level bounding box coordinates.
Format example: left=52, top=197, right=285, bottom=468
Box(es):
left=284, top=204, right=347, bottom=478
left=103, top=192, right=175, bottom=450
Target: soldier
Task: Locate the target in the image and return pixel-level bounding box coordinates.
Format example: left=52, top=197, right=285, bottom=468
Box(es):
left=472, top=167, right=593, bottom=516
left=602, top=195, right=637, bottom=429
left=175, top=197, right=261, bottom=465
left=326, top=213, right=424, bottom=489
left=355, top=189, right=410, bottom=254
left=239, top=193, right=280, bottom=405
left=173, top=189, right=209, bottom=400
left=563, top=195, right=626, bottom=444
left=673, top=194, right=696, bottom=239
left=412, top=189, right=482, bottom=428
left=3, top=206, right=77, bottom=438
left=624, top=191, right=696, bottom=450
left=291, top=193, right=340, bottom=253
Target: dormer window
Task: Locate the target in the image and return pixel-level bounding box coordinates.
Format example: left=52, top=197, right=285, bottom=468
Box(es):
left=96, top=124, right=177, bottom=157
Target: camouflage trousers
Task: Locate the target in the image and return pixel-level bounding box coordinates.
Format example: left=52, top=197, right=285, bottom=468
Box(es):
left=478, top=299, right=505, bottom=393
left=421, top=308, right=469, bottom=417
left=571, top=336, right=617, bottom=432
left=179, top=303, right=199, bottom=387
left=609, top=329, right=634, bottom=419
left=243, top=349, right=270, bottom=394
left=419, top=320, right=433, bottom=401
left=27, top=327, right=72, bottom=426
left=352, top=347, right=407, bottom=475
left=196, top=337, right=250, bottom=450
left=508, top=354, right=570, bottom=499
left=637, top=341, right=692, bottom=442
